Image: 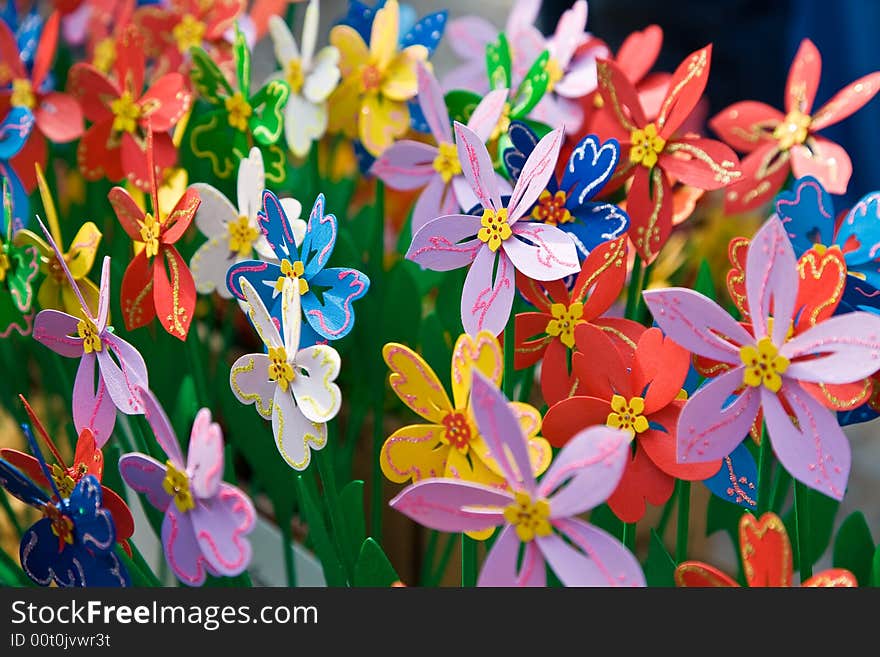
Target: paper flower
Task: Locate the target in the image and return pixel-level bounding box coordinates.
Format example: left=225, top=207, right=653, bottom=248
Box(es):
left=119, top=390, right=256, bottom=586
left=381, top=331, right=551, bottom=499
left=135, top=0, right=243, bottom=76
left=230, top=277, right=341, bottom=470
left=776, top=176, right=880, bottom=314
left=446, top=33, right=550, bottom=142
left=371, top=62, right=508, bottom=234
left=712, top=39, right=880, bottom=213
left=108, top=132, right=199, bottom=339
left=514, top=236, right=642, bottom=404
left=79, top=0, right=135, bottom=74
left=69, top=24, right=191, bottom=190
left=228, top=190, right=370, bottom=345
left=189, top=24, right=290, bottom=182
left=0, top=426, right=128, bottom=587
left=267, top=1, right=340, bottom=157
left=407, top=123, right=579, bottom=336
left=328, top=0, right=427, bottom=157
left=336, top=0, right=446, bottom=56
left=676, top=512, right=856, bottom=587
left=596, top=46, right=741, bottom=262
left=544, top=326, right=721, bottom=522
left=0, top=395, right=134, bottom=554
left=0, top=1, right=40, bottom=66
left=442, top=0, right=543, bottom=93
left=503, top=122, right=629, bottom=258
left=643, top=216, right=880, bottom=500
left=0, top=11, right=83, bottom=193
left=32, top=230, right=149, bottom=445
left=0, top=106, right=35, bottom=231
left=14, top=164, right=101, bottom=318
left=190, top=147, right=304, bottom=298
left=0, top=177, right=38, bottom=336
left=391, top=370, right=645, bottom=587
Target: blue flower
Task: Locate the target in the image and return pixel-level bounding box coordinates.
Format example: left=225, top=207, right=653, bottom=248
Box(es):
left=0, top=2, right=41, bottom=71
left=776, top=176, right=880, bottom=314
left=227, top=190, right=370, bottom=345
left=502, top=121, right=630, bottom=259
left=0, top=107, right=35, bottom=234
left=0, top=426, right=129, bottom=587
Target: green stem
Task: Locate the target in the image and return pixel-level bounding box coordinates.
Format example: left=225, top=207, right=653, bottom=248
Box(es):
left=634, top=261, right=655, bottom=324
left=503, top=313, right=515, bottom=399
left=622, top=522, right=636, bottom=552
left=370, top=180, right=386, bottom=541
left=675, top=480, right=691, bottom=563
left=419, top=530, right=439, bottom=586
left=656, top=487, right=677, bottom=539
left=126, top=541, right=162, bottom=587
left=461, top=534, right=477, bottom=587
left=185, top=329, right=208, bottom=407
left=431, top=532, right=458, bottom=586
left=793, top=481, right=812, bottom=580
left=624, top=255, right=644, bottom=321
left=315, top=428, right=351, bottom=580
left=278, top=511, right=298, bottom=587
left=769, top=466, right=791, bottom=515
left=756, top=424, right=772, bottom=515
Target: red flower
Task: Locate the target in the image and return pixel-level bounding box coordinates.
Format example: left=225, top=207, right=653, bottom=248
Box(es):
left=1, top=396, right=134, bottom=555
left=0, top=11, right=83, bottom=192
left=595, top=45, right=741, bottom=263
left=135, top=0, right=244, bottom=76
left=514, top=236, right=643, bottom=405
left=68, top=24, right=192, bottom=190
left=108, top=131, right=199, bottom=340
left=543, top=325, right=721, bottom=522
left=83, top=0, right=137, bottom=76
left=676, top=512, right=856, bottom=587
left=712, top=39, right=880, bottom=214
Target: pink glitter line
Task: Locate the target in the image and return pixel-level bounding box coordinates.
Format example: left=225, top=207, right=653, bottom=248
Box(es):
left=195, top=489, right=254, bottom=571
left=510, top=224, right=579, bottom=270
left=304, top=269, right=365, bottom=337
left=471, top=251, right=512, bottom=331
left=410, top=235, right=480, bottom=260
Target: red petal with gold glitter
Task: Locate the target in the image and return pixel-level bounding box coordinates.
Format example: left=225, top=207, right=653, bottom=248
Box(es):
left=152, top=245, right=195, bottom=340
left=120, top=248, right=157, bottom=331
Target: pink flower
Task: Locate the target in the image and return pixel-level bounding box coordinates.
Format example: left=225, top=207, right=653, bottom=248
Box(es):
left=643, top=216, right=880, bottom=500
left=390, top=370, right=645, bottom=587
left=406, top=123, right=580, bottom=336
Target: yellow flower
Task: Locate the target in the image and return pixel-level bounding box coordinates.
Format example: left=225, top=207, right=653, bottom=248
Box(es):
left=228, top=215, right=260, bottom=257
left=162, top=461, right=195, bottom=513
left=14, top=165, right=101, bottom=320
left=274, top=258, right=310, bottom=295
left=606, top=394, right=649, bottom=438
left=225, top=92, right=253, bottom=132
left=531, top=190, right=572, bottom=225
left=267, top=345, right=296, bottom=392
left=381, top=332, right=552, bottom=539
left=10, top=78, right=35, bottom=109
left=773, top=110, right=811, bottom=151
left=503, top=490, right=552, bottom=542
left=172, top=13, right=206, bottom=53
left=545, top=302, right=584, bottom=349
left=328, top=0, right=427, bottom=156
left=139, top=213, right=161, bottom=258
left=477, top=207, right=511, bottom=252
left=110, top=91, right=142, bottom=134
left=432, top=142, right=461, bottom=183
left=77, top=317, right=102, bottom=354
left=629, top=122, right=666, bottom=168
left=740, top=337, right=790, bottom=393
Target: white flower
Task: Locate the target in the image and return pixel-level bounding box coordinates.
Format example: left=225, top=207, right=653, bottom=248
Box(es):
left=189, top=147, right=305, bottom=297
left=230, top=277, right=342, bottom=471
left=269, top=0, right=341, bottom=158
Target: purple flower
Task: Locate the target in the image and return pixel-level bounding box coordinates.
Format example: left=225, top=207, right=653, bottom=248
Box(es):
left=391, top=370, right=645, bottom=587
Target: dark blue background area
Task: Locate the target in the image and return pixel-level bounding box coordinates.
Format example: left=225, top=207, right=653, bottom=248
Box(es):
left=543, top=0, right=880, bottom=205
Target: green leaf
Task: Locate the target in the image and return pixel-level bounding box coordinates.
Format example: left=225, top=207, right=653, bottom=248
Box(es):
left=233, top=24, right=250, bottom=93
left=259, top=143, right=288, bottom=184
left=588, top=503, right=623, bottom=539
left=340, top=481, right=367, bottom=572
left=189, top=108, right=247, bottom=180
left=173, top=375, right=198, bottom=444
left=643, top=529, right=676, bottom=587
left=353, top=538, right=399, bottom=586
left=189, top=47, right=232, bottom=104
left=444, top=90, right=482, bottom=125
left=0, top=545, right=34, bottom=587
left=832, top=511, right=874, bottom=586
left=250, top=80, right=290, bottom=146
left=705, top=490, right=747, bottom=547
left=694, top=258, right=716, bottom=301
left=486, top=33, right=512, bottom=91
left=295, top=474, right=347, bottom=586
left=782, top=488, right=839, bottom=570
left=419, top=312, right=453, bottom=396
left=436, top=268, right=466, bottom=336
left=511, top=50, right=550, bottom=119
left=382, top=262, right=421, bottom=347
left=872, top=546, right=880, bottom=587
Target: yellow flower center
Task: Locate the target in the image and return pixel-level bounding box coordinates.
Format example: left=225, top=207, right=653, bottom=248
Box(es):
left=606, top=394, right=649, bottom=438
left=77, top=317, right=102, bottom=353
left=93, top=37, right=116, bottom=73
left=773, top=109, right=811, bottom=151
left=162, top=460, right=195, bottom=513
left=360, top=63, right=383, bottom=93
left=432, top=141, right=461, bottom=184
left=545, top=57, right=564, bottom=92
left=286, top=57, right=305, bottom=95
left=739, top=336, right=790, bottom=393
left=629, top=122, right=666, bottom=168
left=110, top=91, right=142, bottom=134
left=225, top=92, right=253, bottom=132
left=503, top=490, right=552, bottom=543
left=228, top=215, right=259, bottom=257
left=43, top=503, right=75, bottom=546
left=545, top=302, right=584, bottom=349
left=50, top=464, right=79, bottom=498
left=0, top=251, right=9, bottom=283
left=275, top=258, right=310, bottom=295
left=10, top=78, right=35, bottom=110
left=490, top=102, right=512, bottom=142
left=267, top=345, right=296, bottom=392
left=139, top=212, right=161, bottom=259
left=477, top=207, right=511, bottom=252
left=440, top=410, right=474, bottom=453
left=173, top=13, right=206, bottom=53
left=531, top=189, right=571, bottom=225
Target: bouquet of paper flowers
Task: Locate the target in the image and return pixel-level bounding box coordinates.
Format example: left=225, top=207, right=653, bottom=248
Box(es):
left=0, top=0, right=879, bottom=589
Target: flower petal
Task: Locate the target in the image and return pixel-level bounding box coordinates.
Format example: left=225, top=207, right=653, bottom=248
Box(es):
left=389, top=478, right=509, bottom=533
left=709, top=100, right=783, bottom=153
left=272, top=386, right=327, bottom=470
left=190, top=484, right=255, bottom=577
left=291, top=345, right=341, bottom=423
left=187, top=409, right=224, bottom=500
left=162, top=505, right=209, bottom=586
left=118, top=453, right=171, bottom=513
left=785, top=38, right=821, bottom=114
left=461, top=246, right=515, bottom=337
left=675, top=562, right=739, bottom=587
left=477, top=525, right=546, bottom=587
left=380, top=424, right=448, bottom=484
left=607, top=442, right=674, bottom=522
left=545, top=517, right=645, bottom=586
left=746, top=216, right=798, bottom=343
left=627, top=165, right=672, bottom=263
left=810, top=71, right=880, bottom=131
left=406, top=213, right=482, bottom=271
left=370, top=140, right=437, bottom=190
left=466, top=88, right=509, bottom=143
left=789, top=138, right=852, bottom=195
left=72, top=353, right=117, bottom=447
left=412, top=176, right=458, bottom=234
left=656, top=45, right=711, bottom=137
left=505, top=222, right=580, bottom=281
left=450, top=330, right=503, bottom=409
left=782, top=313, right=880, bottom=383
left=230, top=353, right=275, bottom=419
left=508, top=128, right=564, bottom=223
left=454, top=121, right=501, bottom=212
left=660, top=136, right=741, bottom=191
left=284, top=94, right=327, bottom=158
left=32, top=309, right=83, bottom=357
